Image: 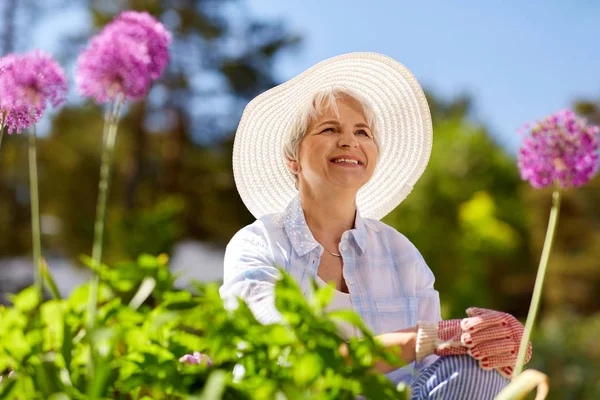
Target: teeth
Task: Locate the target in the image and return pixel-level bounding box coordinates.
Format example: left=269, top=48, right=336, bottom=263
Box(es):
left=333, top=158, right=359, bottom=164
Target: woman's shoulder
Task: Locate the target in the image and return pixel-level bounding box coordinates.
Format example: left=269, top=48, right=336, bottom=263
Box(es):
left=363, top=217, right=412, bottom=242
left=362, top=217, right=421, bottom=256
left=227, top=211, right=286, bottom=248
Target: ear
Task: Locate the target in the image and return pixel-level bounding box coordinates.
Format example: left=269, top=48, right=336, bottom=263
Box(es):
left=287, top=160, right=300, bottom=174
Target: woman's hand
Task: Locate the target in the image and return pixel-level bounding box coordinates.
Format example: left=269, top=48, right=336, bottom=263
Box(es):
left=416, top=307, right=532, bottom=379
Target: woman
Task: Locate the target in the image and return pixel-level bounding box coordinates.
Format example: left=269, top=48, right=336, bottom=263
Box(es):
left=220, top=53, right=531, bottom=398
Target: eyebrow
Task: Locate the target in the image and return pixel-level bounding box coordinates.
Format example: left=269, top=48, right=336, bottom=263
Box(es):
left=315, top=120, right=371, bottom=130
left=354, top=123, right=371, bottom=130
left=315, top=120, right=341, bottom=128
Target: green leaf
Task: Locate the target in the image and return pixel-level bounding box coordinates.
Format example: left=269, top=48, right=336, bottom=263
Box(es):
left=62, top=319, right=73, bottom=374
left=49, top=393, right=71, bottom=400
left=164, top=300, right=201, bottom=311
left=0, top=376, right=17, bottom=398
left=32, top=354, right=64, bottom=396
left=42, top=260, right=63, bottom=300
left=78, top=254, right=108, bottom=273
left=7, top=286, right=40, bottom=313
left=199, top=370, right=227, bottom=400
left=327, top=310, right=370, bottom=333
left=68, top=283, right=113, bottom=314
left=292, top=353, right=322, bottom=386
left=274, top=272, right=312, bottom=322
left=311, top=281, right=334, bottom=312
left=87, top=328, right=119, bottom=399
left=3, top=330, right=31, bottom=361
left=357, top=372, right=400, bottom=400
left=265, top=324, right=296, bottom=346
left=138, top=254, right=161, bottom=270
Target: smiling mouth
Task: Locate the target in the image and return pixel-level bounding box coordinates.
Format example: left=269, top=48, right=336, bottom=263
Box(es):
left=330, top=158, right=362, bottom=165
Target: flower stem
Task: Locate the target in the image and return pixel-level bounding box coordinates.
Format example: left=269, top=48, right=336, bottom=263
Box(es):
left=42, top=258, right=62, bottom=300
left=0, top=114, right=5, bottom=154
left=514, top=188, right=562, bottom=377
left=86, top=98, right=123, bottom=333
left=28, top=123, right=43, bottom=299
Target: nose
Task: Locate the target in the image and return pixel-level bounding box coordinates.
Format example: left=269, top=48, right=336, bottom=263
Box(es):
left=337, top=129, right=358, bottom=148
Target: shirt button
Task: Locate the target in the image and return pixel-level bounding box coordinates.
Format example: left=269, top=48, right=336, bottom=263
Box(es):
left=346, top=277, right=354, bottom=285
left=341, top=244, right=348, bottom=251
left=342, top=232, right=349, bottom=240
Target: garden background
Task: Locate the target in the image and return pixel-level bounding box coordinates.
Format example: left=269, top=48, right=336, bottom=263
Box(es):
left=0, top=1, right=598, bottom=398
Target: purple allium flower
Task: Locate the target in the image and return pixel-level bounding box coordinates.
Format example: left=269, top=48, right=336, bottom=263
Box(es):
left=75, top=10, right=171, bottom=103
left=0, top=51, right=67, bottom=133
left=179, top=351, right=213, bottom=366
left=114, top=11, right=171, bottom=80
left=517, top=109, right=600, bottom=189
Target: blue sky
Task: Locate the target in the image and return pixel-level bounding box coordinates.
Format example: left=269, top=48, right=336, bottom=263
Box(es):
left=244, top=0, right=600, bottom=154
left=29, top=1, right=599, bottom=154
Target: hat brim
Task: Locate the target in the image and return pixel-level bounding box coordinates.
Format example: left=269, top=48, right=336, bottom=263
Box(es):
left=233, top=52, right=432, bottom=220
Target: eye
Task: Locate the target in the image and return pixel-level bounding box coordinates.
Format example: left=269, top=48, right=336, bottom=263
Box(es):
left=356, top=129, right=370, bottom=137
left=320, top=127, right=336, bottom=133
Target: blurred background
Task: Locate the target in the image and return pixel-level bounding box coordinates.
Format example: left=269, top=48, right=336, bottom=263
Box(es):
left=0, top=0, right=599, bottom=397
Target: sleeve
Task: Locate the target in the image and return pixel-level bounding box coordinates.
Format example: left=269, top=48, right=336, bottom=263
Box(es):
left=219, top=225, right=283, bottom=325
left=413, top=245, right=442, bottom=371
left=414, top=246, right=441, bottom=324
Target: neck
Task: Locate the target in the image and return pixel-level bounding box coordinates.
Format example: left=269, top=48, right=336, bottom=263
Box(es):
left=299, top=185, right=357, bottom=245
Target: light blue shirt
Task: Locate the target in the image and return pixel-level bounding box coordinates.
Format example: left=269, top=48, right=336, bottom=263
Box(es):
left=220, top=194, right=441, bottom=384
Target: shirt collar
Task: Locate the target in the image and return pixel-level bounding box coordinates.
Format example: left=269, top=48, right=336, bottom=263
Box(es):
left=283, top=194, right=368, bottom=257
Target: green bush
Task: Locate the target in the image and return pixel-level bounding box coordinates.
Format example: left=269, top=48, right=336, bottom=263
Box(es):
left=528, top=311, right=600, bottom=399
left=0, top=254, right=409, bottom=399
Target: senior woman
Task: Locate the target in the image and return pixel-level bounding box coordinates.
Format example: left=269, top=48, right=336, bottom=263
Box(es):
left=220, top=53, right=531, bottom=399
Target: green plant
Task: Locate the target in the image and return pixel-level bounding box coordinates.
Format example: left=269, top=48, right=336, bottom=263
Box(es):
left=0, top=254, right=409, bottom=399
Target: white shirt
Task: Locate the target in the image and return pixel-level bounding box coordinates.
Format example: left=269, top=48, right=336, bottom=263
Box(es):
left=220, top=194, right=441, bottom=384
left=315, top=275, right=358, bottom=339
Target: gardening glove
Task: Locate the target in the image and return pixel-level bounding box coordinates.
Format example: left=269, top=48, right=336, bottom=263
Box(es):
left=416, top=307, right=532, bottom=379
left=462, top=307, right=532, bottom=378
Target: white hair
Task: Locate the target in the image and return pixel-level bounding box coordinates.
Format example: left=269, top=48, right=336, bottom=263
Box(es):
left=282, top=86, right=380, bottom=169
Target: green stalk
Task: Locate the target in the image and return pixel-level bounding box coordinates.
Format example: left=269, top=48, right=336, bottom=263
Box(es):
left=42, top=258, right=62, bottom=300
left=28, top=123, right=43, bottom=299
left=514, top=188, right=562, bottom=377
left=86, top=98, right=123, bottom=333
left=0, top=113, right=6, bottom=155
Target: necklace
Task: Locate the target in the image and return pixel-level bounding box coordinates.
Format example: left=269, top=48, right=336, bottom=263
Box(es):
left=324, top=247, right=342, bottom=257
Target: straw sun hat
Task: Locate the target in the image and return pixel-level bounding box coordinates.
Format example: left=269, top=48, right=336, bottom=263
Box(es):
left=232, top=52, right=433, bottom=221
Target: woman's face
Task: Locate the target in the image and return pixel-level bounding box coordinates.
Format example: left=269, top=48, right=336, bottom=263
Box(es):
left=294, top=95, right=379, bottom=192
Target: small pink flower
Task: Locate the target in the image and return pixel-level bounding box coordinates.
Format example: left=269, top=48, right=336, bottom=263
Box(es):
left=517, top=109, right=600, bottom=189
left=179, top=351, right=212, bottom=366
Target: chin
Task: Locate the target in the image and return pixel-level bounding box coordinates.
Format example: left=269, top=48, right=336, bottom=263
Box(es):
left=333, top=179, right=367, bottom=190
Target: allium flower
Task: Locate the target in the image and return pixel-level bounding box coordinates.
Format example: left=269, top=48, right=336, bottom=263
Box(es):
left=0, top=50, right=67, bottom=133
left=76, top=10, right=171, bottom=103
left=0, top=54, right=37, bottom=133
left=114, top=11, right=171, bottom=79
left=517, top=109, right=600, bottom=189
left=179, top=351, right=213, bottom=366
